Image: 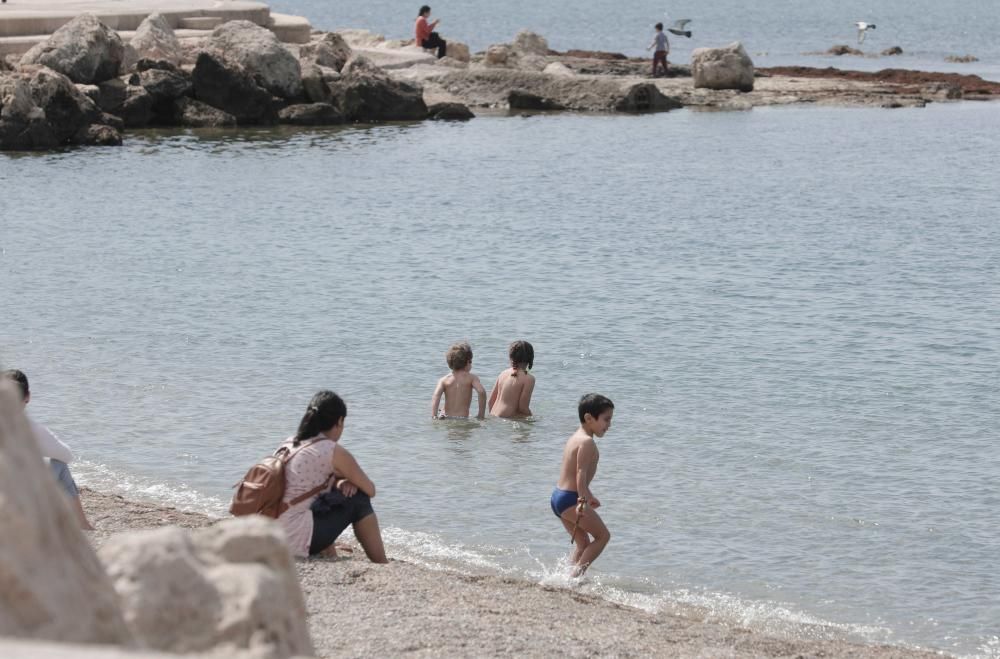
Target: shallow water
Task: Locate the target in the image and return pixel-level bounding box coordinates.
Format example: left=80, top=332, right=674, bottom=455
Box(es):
left=272, top=0, right=1000, bottom=78
left=2, top=103, right=999, bottom=656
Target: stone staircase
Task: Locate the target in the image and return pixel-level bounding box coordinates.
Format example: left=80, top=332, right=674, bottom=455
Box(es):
left=0, top=0, right=311, bottom=56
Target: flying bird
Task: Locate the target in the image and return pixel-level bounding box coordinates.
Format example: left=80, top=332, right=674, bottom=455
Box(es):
left=668, top=19, right=693, bottom=38
left=855, top=21, right=876, bottom=44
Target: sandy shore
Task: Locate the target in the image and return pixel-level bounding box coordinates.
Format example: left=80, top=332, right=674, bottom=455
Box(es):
left=80, top=489, right=947, bottom=658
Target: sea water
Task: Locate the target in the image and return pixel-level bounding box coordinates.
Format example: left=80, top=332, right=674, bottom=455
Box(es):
left=2, top=102, right=999, bottom=655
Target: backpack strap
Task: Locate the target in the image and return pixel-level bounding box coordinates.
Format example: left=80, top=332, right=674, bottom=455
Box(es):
left=283, top=435, right=336, bottom=508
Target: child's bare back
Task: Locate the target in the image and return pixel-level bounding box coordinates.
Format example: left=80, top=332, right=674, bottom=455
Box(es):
left=488, top=340, right=535, bottom=418
left=431, top=342, right=486, bottom=419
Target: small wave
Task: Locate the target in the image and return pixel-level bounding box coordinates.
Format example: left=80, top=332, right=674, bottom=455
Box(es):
left=74, top=460, right=228, bottom=516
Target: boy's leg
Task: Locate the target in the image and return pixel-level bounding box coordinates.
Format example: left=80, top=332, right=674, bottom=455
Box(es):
left=560, top=517, right=591, bottom=564
left=561, top=506, right=610, bottom=574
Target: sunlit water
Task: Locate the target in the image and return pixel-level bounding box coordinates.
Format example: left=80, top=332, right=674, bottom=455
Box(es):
left=271, top=0, right=1000, bottom=79
left=2, top=103, right=998, bottom=656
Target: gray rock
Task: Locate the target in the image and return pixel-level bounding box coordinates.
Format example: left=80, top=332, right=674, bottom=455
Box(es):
left=130, top=13, right=182, bottom=66
left=301, top=63, right=332, bottom=103
left=508, top=89, right=564, bottom=111
left=826, top=44, right=865, bottom=57
left=278, top=102, right=343, bottom=125
left=209, top=20, right=302, bottom=99
left=299, top=32, right=352, bottom=72
left=75, top=83, right=101, bottom=104
left=427, top=101, right=475, bottom=120
left=447, top=41, right=471, bottom=63
left=0, top=382, right=133, bottom=641
left=138, top=68, right=192, bottom=102
left=191, top=51, right=274, bottom=124
left=95, top=76, right=127, bottom=113
left=172, top=97, right=236, bottom=127
left=98, top=517, right=314, bottom=657
left=26, top=66, right=101, bottom=139
left=20, top=14, right=125, bottom=84
left=117, top=85, right=155, bottom=127
left=340, top=53, right=387, bottom=79
left=75, top=122, right=122, bottom=145
left=691, top=42, right=755, bottom=92
left=615, top=82, right=682, bottom=113
left=485, top=44, right=514, bottom=67
left=335, top=56, right=427, bottom=122
left=512, top=30, right=550, bottom=56
left=881, top=46, right=903, bottom=56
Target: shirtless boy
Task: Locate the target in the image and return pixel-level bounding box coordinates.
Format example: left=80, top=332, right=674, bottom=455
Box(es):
left=431, top=342, right=486, bottom=419
left=551, top=393, right=614, bottom=576
left=488, top=340, right=535, bottom=418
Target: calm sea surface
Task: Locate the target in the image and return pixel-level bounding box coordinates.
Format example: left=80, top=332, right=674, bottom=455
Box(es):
left=2, top=103, right=999, bottom=654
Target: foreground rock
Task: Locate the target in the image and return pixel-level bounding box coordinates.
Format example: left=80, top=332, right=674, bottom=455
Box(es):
left=98, top=517, right=314, bottom=658
left=692, top=42, right=755, bottom=91
left=0, top=383, right=133, bottom=645
left=299, top=32, right=353, bottom=72
left=427, top=101, right=475, bottom=120
left=191, top=51, right=274, bottom=123
left=209, top=20, right=303, bottom=99
left=20, top=14, right=124, bottom=84
left=335, top=54, right=427, bottom=121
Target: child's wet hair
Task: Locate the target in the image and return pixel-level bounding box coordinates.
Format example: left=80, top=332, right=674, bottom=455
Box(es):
left=655, top=22, right=664, bottom=30
left=578, top=393, right=614, bottom=423
left=2, top=369, right=29, bottom=401
left=446, top=342, right=473, bottom=370
left=508, top=340, right=534, bottom=371
left=294, top=390, right=347, bottom=444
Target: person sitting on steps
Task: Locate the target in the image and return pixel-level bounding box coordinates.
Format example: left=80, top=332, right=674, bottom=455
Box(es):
left=415, top=5, right=447, bottom=59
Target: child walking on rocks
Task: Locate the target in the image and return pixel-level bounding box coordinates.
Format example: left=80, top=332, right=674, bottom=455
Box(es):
left=648, top=22, right=670, bottom=77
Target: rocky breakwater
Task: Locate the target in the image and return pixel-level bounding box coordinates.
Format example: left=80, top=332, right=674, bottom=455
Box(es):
left=0, top=381, right=317, bottom=658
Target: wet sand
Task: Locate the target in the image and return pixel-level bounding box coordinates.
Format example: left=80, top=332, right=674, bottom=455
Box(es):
left=80, top=489, right=948, bottom=658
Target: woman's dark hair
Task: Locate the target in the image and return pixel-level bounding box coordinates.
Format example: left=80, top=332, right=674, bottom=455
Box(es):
left=419, top=5, right=431, bottom=17
left=655, top=22, right=664, bottom=30
left=2, top=369, right=29, bottom=400
left=578, top=393, right=614, bottom=423
left=509, top=340, right=534, bottom=372
left=294, top=390, right=347, bottom=444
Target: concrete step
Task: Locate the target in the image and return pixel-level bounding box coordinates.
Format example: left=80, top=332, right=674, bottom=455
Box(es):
left=0, top=28, right=216, bottom=56
left=268, top=12, right=310, bottom=44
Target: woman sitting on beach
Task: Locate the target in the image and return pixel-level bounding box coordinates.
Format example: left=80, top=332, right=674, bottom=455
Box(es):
left=415, top=5, right=447, bottom=59
left=276, top=391, right=388, bottom=563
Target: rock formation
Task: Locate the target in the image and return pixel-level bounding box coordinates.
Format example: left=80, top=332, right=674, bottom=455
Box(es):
left=191, top=51, right=275, bottom=124
left=299, top=32, right=353, bottom=73
left=0, top=383, right=133, bottom=645
left=512, top=30, right=550, bottom=56
left=335, top=54, right=427, bottom=121
left=129, top=14, right=182, bottom=66
left=98, top=517, right=314, bottom=658
left=208, top=20, right=303, bottom=99
left=20, top=14, right=125, bottom=84
left=691, top=42, right=755, bottom=92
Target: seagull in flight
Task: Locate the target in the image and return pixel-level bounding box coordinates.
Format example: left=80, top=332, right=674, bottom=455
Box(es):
left=668, top=19, right=693, bottom=38
left=855, top=21, right=876, bottom=44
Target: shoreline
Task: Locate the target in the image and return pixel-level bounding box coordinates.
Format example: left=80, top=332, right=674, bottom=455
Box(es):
left=81, top=488, right=946, bottom=658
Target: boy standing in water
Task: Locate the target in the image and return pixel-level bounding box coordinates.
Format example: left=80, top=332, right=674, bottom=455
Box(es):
left=648, top=22, right=670, bottom=77
left=431, top=342, right=486, bottom=419
left=551, top=393, right=614, bottom=576
left=488, top=340, right=535, bottom=418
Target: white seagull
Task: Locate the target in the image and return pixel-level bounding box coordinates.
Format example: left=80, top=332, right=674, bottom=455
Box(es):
left=668, top=19, right=693, bottom=38
left=855, top=21, right=876, bottom=44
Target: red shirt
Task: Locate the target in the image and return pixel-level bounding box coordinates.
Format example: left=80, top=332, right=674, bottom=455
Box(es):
left=415, top=16, right=432, bottom=43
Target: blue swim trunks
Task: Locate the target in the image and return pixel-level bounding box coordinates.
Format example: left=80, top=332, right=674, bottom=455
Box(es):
left=550, top=487, right=579, bottom=518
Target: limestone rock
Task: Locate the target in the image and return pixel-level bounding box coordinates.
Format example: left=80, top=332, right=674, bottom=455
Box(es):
left=95, top=76, right=127, bottom=113
left=517, top=54, right=549, bottom=72
left=278, top=102, right=343, bottom=125
left=130, top=13, right=181, bottom=66
left=446, top=41, right=471, bottom=63
left=116, top=84, right=155, bottom=127
left=192, top=51, right=274, bottom=123
left=336, top=54, right=427, bottom=121
left=615, top=82, right=683, bottom=113
left=335, top=29, right=386, bottom=49
left=512, top=30, right=550, bottom=56
left=172, top=97, right=236, bottom=127
left=434, top=56, right=468, bottom=69
left=138, top=68, right=192, bottom=102
left=20, top=14, right=125, bottom=84
left=299, top=32, right=352, bottom=72
left=543, top=62, right=574, bottom=77
left=691, top=42, right=755, bottom=92
left=340, top=53, right=387, bottom=79
left=0, top=383, right=133, bottom=642
left=427, top=101, right=474, bottom=120
left=209, top=20, right=302, bottom=99
left=75, top=122, right=122, bottom=145
left=485, top=44, right=514, bottom=67
left=98, top=517, right=313, bottom=658
left=300, top=63, right=343, bottom=103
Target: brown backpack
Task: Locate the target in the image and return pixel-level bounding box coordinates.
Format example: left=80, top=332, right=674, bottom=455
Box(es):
left=230, top=437, right=333, bottom=518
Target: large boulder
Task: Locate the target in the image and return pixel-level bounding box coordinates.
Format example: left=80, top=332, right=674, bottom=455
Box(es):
left=446, top=40, right=471, bottom=63
left=278, top=102, right=343, bottom=125
left=300, top=63, right=340, bottom=103
left=20, top=14, right=125, bottom=84
left=427, top=101, right=474, bottom=120
left=299, top=32, right=352, bottom=72
left=209, top=20, right=302, bottom=99
left=191, top=51, right=274, bottom=124
left=129, top=13, right=182, bottom=66
left=334, top=54, right=427, bottom=121
left=172, top=97, right=236, bottom=127
left=615, top=82, right=683, bottom=113
left=484, top=44, right=514, bottom=67
left=512, top=30, right=550, bottom=56
left=98, top=517, right=314, bottom=658
left=691, top=42, right=755, bottom=92
left=0, top=383, right=133, bottom=643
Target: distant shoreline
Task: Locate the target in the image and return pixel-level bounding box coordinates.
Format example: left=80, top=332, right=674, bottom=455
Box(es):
left=82, top=488, right=946, bottom=658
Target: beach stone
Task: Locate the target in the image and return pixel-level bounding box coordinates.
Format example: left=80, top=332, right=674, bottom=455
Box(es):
left=299, top=32, right=352, bottom=72
left=130, top=13, right=182, bottom=66
left=512, top=30, right=550, bottom=56
left=826, top=44, right=865, bottom=56
left=427, top=101, right=474, bottom=120
left=20, top=14, right=125, bottom=84
left=172, top=97, right=236, bottom=127
left=278, top=102, right=343, bottom=125
left=881, top=46, right=903, bottom=56
left=192, top=51, right=274, bottom=124
left=209, top=20, right=302, bottom=99
left=691, top=42, right=755, bottom=92
left=0, top=383, right=133, bottom=643
left=98, top=516, right=313, bottom=658
left=446, top=41, right=471, bottom=63
left=485, top=44, right=514, bottom=67
left=335, top=56, right=427, bottom=122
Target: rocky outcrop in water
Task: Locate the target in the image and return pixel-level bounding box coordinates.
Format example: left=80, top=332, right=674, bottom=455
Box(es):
left=209, top=20, right=302, bottom=99
left=20, top=14, right=124, bottom=84
left=191, top=50, right=275, bottom=124
left=299, top=32, right=353, bottom=72
left=692, top=42, right=755, bottom=92
left=129, top=13, right=182, bottom=66
left=335, top=54, right=428, bottom=121
left=945, top=54, right=979, bottom=63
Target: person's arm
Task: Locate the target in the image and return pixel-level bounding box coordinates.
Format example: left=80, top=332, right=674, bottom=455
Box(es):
left=431, top=378, right=445, bottom=418
left=473, top=375, right=486, bottom=420
left=431, top=18, right=440, bottom=29
left=575, top=440, right=600, bottom=508
left=517, top=375, right=535, bottom=416
left=648, top=38, right=657, bottom=50
left=32, top=422, right=74, bottom=463
left=487, top=376, right=500, bottom=413
left=332, top=445, right=376, bottom=497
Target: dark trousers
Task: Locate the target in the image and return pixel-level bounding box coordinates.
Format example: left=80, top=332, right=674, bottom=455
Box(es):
left=421, top=32, right=447, bottom=59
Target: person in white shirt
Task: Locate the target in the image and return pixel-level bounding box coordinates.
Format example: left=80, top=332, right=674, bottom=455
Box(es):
left=3, top=369, right=94, bottom=530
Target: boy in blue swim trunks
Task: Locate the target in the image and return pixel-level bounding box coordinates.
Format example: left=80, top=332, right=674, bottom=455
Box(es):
left=551, top=393, right=614, bottom=576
